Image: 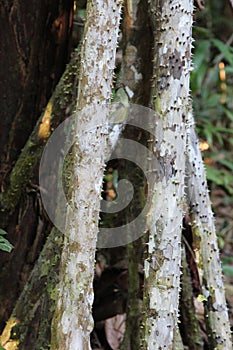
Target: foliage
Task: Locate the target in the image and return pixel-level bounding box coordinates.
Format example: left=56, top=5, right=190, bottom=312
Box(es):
left=191, top=3, right=233, bottom=197
left=221, top=256, right=233, bottom=277
left=192, top=3, right=233, bottom=292
left=0, top=229, right=13, bottom=253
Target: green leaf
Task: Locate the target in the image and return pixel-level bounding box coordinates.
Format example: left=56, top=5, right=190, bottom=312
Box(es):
left=0, top=228, right=7, bottom=235
left=104, top=174, right=113, bottom=182
left=222, top=265, right=233, bottom=277
left=212, top=39, right=233, bottom=66
left=228, top=137, right=233, bottom=146
left=205, top=93, right=222, bottom=109
left=205, top=166, right=225, bottom=186
left=193, top=40, right=210, bottom=70
left=203, top=127, right=213, bottom=146
left=112, top=170, right=119, bottom=189
left=223, top=108, right=233, bottom=122
left=197, top=294, right=207, bottom=302
left=206, top=165, right=233, bottom=194
left=0, top=228, right=13, bottom=253
left=225, top=66, right=233, bottom=74
left=193, top=26, right=211, bottom=38
left=216, top=158, right=233, bottom=172
left=0, top=344, right=6, bottom=350
left=221, top=256, right=233, bottom=265
left=218, top=236, right=225, bottom=249
left=0, top=236, right=13, bottom=253
left=196, top=63, right=209, bottom=91
left=77, top=9, right=86, bottom=19
left=215, top=126, right=233, bottom=134
left=191, top=40, right=211, bottom=92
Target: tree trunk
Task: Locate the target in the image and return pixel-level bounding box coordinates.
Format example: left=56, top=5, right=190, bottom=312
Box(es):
left=179, top=245, right=203, bottom=349
left=185, top=114, right=232, bottom=349
left=1, top=1, right=231, bottom=349
left=118, top=0, right=153, bottom=349
left=8, top=228, right=63, bottom=350
left=142, top=0, right=193, bottom=348
left=50, top=0, right=123, bottom=348
left=0, top=0, right=73, bottom=330
left=0, top=0, right=72, bottom=181
left=0, top=47, right=81, bottom=349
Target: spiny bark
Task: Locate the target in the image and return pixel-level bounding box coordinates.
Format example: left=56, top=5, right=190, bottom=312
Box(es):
left=185, top=113, right=232, bottom=349
left=50, top=0, right=123, bottom=348
left=142, top=0, right=193, bottom=349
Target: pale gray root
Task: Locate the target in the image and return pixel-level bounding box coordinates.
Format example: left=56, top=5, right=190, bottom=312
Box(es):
left=142, top=0, right=193, bottom=349
left=185, top=111, right=232, bottom=349
left=50, top=0, right=123, bottom=349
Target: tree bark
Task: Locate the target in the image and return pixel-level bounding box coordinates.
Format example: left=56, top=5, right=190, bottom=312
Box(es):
left=0, top=0, right=73, bottom=330
left=142, top=0, right=193, bottom=348
left=180, top=245, right=203, bottom=349
left=185, top=114, right=232, bottom=349
left=118, top=0, right=153, bottom=349
left=8, top=228, right=63, bottom=350
left=1, top=1, right=231, bottom=349
left=50, top=0, right=123, bottom=348
left=0, top=46, right=82, bottom=348
left=0, top=0, right=73, bottom=180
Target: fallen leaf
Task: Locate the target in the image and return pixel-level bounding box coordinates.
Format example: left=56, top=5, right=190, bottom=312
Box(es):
left=104, top=314, right=126, bottom=350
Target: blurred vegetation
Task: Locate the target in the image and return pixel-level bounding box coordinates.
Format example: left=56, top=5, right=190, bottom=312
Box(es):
left=192, top=0, right=233, bottom=277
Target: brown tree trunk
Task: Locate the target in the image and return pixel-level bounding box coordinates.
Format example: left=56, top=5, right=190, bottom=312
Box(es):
left=0, top=0, right=73, bottom=330
left=0, top=47, right=82, bottom=349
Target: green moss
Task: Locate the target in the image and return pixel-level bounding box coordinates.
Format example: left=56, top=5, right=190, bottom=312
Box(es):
left=62, top=150, right=75, bottom=202
left=1, top=47, right=81, bottom=212
left=1, top=144, right=43, bottom=211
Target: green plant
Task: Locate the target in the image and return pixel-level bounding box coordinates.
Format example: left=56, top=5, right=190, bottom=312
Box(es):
left=221, top=256, right=233, bottom=278
left=191, top=8, right=233, bottom=195
left=0, top=229, right=13, bottom=253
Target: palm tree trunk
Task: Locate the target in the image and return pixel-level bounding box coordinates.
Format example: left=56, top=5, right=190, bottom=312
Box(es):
left=50, top=0, right=123, bottom=348
left=142, top=0, right=193, bottom=348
